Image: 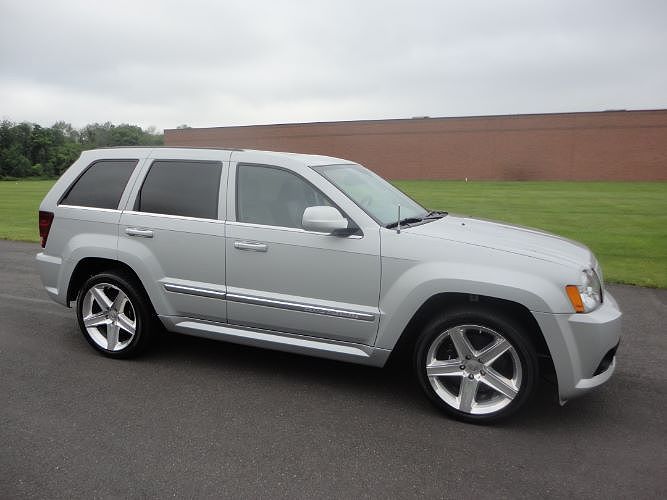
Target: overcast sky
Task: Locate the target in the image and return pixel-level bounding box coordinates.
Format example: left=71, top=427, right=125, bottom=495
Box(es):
left=1, top=0, right=665, bottom=131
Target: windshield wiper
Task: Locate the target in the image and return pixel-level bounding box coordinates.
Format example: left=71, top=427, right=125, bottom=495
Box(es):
left=386, top=217, right=423, bottom=229
left=385, top=210, right=447, bottom=229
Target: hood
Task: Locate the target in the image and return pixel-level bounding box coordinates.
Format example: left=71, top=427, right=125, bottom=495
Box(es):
left=407, top=214, right=594, bottom=268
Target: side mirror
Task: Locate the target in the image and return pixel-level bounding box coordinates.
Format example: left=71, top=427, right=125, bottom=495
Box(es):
left=302, top=206, right=348, bottom=234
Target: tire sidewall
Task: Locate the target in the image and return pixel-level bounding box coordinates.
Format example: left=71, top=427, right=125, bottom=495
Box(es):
left=76, top=272, right=151, bottom=358
left=414, top=307, right=539, bottom=424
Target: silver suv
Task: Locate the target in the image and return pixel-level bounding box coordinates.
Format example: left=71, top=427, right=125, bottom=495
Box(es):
left=36, top=147, right=622, bottom=423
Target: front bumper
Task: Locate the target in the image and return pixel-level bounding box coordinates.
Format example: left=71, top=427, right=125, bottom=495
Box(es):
left=533, top=290, right=622, bottom=403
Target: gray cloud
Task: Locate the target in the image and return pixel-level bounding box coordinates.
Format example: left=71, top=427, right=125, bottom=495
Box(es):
left=1, top=0, right=665, bottom=130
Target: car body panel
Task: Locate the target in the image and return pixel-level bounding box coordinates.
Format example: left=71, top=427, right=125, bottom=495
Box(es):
left=224, top=151, right=382, bottom=345
left=533, top=290, right=622, bottom=402
left=160, top=315, right=391, bottom=366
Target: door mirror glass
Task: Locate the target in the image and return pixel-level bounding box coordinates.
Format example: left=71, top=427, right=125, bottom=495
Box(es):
left=302, top=206, right=348, bottom=234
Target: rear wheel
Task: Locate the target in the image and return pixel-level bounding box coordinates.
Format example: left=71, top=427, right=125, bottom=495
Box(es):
left=414, top=307, right=538, bottom=423
left=76, top=271, right=158, bottom=358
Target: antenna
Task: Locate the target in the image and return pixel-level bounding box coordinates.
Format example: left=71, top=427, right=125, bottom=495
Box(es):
left=396, top=205, right=401, bottom=234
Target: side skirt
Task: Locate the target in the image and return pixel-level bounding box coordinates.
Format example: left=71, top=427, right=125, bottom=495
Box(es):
left=159, top=315, right=391, bottom=367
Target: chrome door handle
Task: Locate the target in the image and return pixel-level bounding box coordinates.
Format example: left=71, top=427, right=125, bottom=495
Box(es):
left=125, top=227, right=154, bottom=238
left=234, top=240, right=268, bottom=252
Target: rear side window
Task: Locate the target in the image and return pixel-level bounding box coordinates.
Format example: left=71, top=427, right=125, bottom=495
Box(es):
left=137, top=160, right=222, bottom=219
left=60, top=160, right=138, bottom=209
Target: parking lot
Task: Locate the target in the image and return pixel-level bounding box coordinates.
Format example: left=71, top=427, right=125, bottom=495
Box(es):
left=1, top=239, right=665, bottom=498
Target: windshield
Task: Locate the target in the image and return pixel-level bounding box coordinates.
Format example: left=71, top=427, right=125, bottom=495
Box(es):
left=313, top=164, right=427, bottom=226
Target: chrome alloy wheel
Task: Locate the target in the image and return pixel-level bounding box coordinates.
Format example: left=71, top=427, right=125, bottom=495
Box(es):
left=81, top=283, right=137, bottom=352
left=425, top=324, right=523, bottom=415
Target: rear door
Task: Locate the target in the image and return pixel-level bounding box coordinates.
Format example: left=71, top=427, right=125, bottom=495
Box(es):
left=118, top=149, right=230, bottom=323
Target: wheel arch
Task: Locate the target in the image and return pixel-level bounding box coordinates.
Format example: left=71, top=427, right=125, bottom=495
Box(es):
left=385, top=292, right=554, bottom=374
left=66, top=257, right=144, bottom=305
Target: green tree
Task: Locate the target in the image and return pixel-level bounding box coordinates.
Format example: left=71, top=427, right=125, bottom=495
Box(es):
left=0, top=144, right=31, bottom=177
left=45, top=143, right=81, bottom=176
left=110, top=124, right=143, bottom=146
left=52, top=121, right=79, bottom=142
left=0, top=120, right=163, bottom=178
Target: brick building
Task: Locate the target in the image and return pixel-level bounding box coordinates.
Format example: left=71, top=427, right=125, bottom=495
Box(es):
left=164, top=109, right=667, bottom=181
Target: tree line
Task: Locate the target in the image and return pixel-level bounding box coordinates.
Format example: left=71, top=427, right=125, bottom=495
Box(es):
left=0, top=121, right=163, bottom=178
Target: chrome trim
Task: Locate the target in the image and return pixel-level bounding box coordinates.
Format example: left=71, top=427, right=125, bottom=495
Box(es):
left=123, top=210, right=223, bottom=224
left=226, top=220, right=363, bottom=238
left=163, top=283, right=227, bottom=300
left=226, top=220, right=312, bottom=233
left=226, top=292, right=375, bottom=322
left=58, top=205, right=121, bottom=213
left=163, top=284, right=375, bottom=322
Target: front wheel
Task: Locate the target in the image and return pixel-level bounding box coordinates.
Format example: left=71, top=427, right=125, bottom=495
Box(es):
left=414, top=308, right=539, bottom=423
left=76, top=271, right=157, bottom=358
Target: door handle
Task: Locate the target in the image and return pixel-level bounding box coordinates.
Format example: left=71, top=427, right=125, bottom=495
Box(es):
left=125, top=227, right=154, bottom=238
left=234, top=240, right=268, bottom=252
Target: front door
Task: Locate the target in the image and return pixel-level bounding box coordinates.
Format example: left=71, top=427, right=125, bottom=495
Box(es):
left=225, top=158, right=381, bottom=345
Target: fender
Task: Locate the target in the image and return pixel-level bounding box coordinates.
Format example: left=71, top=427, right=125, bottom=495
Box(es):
left=375, top=260, right=570, bottom=350
left=56, top=234, right=119, bottom=306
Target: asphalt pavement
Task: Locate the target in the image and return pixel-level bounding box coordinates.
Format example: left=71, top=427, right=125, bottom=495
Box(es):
left=1, top=239, right=665, bottom=498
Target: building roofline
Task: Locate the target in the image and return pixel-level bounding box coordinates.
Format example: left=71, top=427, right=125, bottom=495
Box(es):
left=164, top=108, right=667, bottom=132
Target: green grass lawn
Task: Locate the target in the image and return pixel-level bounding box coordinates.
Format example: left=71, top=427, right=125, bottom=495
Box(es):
left=0, top=180, right=55, bottom=242
left=1, top=179, right=665, bottom=287
left=394, top=181, right=667, bottom=288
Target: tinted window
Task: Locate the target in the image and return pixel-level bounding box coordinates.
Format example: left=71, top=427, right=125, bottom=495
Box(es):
left=138, top=160, right=222, bottom=219
left=60, top=160, right=137, bottom=209
left=236, top=165, right=332, bottom=228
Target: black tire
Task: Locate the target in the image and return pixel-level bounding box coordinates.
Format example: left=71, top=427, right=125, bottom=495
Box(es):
left=414, top=307, right=539, bottom=423
left=76, top=271, right=158, bottom=358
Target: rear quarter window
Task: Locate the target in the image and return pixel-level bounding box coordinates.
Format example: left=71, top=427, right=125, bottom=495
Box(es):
left=60, top=159, right=138, bottom=209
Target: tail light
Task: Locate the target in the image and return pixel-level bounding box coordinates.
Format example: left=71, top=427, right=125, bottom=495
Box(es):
left=38, top=211, right=54, bottom=248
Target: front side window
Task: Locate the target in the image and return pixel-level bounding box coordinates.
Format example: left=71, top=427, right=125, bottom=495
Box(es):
left=60, top=160, right=137, bottom=209
left=137, top=160, right=222, bottom=219
left=313, top=164, right=426, bottom=226
left=236, top=164, right=332, bottom=229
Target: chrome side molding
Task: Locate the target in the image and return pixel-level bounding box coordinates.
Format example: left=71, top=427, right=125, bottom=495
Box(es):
left=163, top=283, right=227, bottom=300
left=163, top=283, right=376, bottom=322
left=226, top=293, right=376, bottom=322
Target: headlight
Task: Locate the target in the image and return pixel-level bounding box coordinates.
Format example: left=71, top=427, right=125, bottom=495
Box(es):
left=565, top=269, right=603, bottom=313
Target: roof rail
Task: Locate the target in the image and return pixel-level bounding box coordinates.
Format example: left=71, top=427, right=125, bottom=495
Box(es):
left=95, top=145, right=245, bottom=151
